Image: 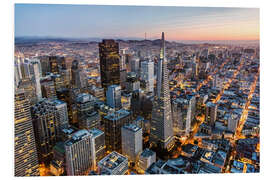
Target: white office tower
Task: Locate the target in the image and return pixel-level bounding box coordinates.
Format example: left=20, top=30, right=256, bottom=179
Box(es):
left=150, top=32, right=174, bottom=151
left=65, top=130, right=92, bottom=176
left=89, top=128, right=105, bottom=171
left=106, top=85, right=122, bottom=110
left=186, top=96, right=196, bottom=135
left=141, top=60, right=154, bottom=92
left=121, top=124, right=143, bottom=162
left=228, top=113, right=240, bottom=133
left=21, top=60, right=31, bottom=79
left=137, top=148, right=156, bottom=172
left=98, top=151, right=128, bottom=175
left=15, top=57, right=23, bottom=79
left=49, top=99, right=69, bottom=130
left=119, top=48, right=127, bottom=70
left=29, top=59, right=42, bottom=100
left=15, top=64, right=21, bottom=89
left=131, top=57, right=140, bottom=74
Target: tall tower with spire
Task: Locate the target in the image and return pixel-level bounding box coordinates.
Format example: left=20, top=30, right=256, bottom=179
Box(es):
left=150, top=32, right=174, bottom=151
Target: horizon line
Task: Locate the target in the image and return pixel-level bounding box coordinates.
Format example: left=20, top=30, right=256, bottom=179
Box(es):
left=15, top=36, right=260, bottom=42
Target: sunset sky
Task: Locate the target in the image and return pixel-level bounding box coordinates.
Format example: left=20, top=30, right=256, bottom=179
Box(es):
left=15, top=4, right=260, bottom=42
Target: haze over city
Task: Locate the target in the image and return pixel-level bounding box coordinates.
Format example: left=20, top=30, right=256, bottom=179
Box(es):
left=15, top=4, right=259, bottom=43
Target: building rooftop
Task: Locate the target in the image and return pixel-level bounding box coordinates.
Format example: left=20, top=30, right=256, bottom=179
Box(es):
left=76, top=93, right=94, bottom=103
left=98, top=151, right=127, bottom=171
left=61, top=127, right=76, bottom=135
left=140, top=148, right=156, bottom=158
left=50, top=99, right=66, bottom=106
left=104, top=109, right=130, bottom=121
left=89, top=128, right=104, bottom=138
left=65, top=129, right=91, bottom=146
left=122, top=123, right=141, bottom=133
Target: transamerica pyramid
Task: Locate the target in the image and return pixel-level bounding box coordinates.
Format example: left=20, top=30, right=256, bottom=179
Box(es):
left=150, top=32, right=175, bottom=151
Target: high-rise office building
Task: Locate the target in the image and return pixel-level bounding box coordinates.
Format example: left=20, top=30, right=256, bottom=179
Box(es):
left=205, top=102, right=218, bottom=127
left=51, top=74, right=65, bottom=91
left=65, top=130, right=92, bottom=176
left=120, top=69, right=127, bottom=89
left=89, top=128, right=105, bottom=170
left=130, top=89, right=144, bottom=117
left=121, top=124, right=143, bottom=162
left=103, top=109, right=131, bottom=152
left=137, top=148, right=156, bottom=172
left=15, top=64, right=20, bottom=88
left=71, top=60, right=88, bottom=89
left=49, top=99, right=69, bottom=131
left=186, top=95, right=196, bottom=135
left=29, top=59, right=42, bottom=100
left=150, top=32, right=174, bottom=150
left=228, top=113, right=240, bottom=133
left=80, top=111, right=100, bottom=130
left=141, top=60, right=154, bottom=92
left=40, top=76, right=57, bottom=99
left=88, top=85, right=105, bottom=100
left=99, top=39, right=120, bottom=92
left=49, top=56, right=66, bottom=74
left=131, top=57, right=140, bottom=75
left=31, top=99, right=59, bottom=162
left=171, top=98, right=187, bottom=135
left=59, top=68, right=71, bottom=88
left=119, top=48, right=127, bottom=70
left=15, top=89, right=40, bottom=176
left=106, top=85, right=122, bottom=110
left=126, top=72, right=140, bottom=92
left=75, top=93, right=100, bottom=129
left=56, top=88, right=74, bottom=124
left=21, top=60, right=31, bottom=79
left=39, top=56, right=66, bottom=75
left=17, top=78, right=38, bottom=105
left=98, top=151, right=128, bottom=175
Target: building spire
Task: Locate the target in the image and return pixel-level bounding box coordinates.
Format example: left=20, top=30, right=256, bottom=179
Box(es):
left=150, top=32, right=174, bottom=150
left=160, top=32, right=165, bottom=60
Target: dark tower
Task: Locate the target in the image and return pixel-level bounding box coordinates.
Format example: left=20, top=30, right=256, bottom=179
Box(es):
left=99, top=40, right=120, bottom=92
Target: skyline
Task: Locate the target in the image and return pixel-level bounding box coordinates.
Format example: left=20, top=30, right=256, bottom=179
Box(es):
left=15, top=4, right=259, bottom=42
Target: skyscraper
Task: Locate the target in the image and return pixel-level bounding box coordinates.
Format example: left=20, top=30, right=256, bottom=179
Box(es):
left=205, top=102, right=218, bottom=127
left=137, top=148, right=156, bottom=172
left=71, top=60, right=88, bottom=89
left=131, top=57, right=140, bottom=75
left=65, top=130, right=92, bottom=175
left=141, top=60, right=154, bottom=93
left=89, top=128, right=105, bottom=170
left=106, top=85, right=122, bottom=110
left=186, top=96, right=196, bottom=135
left=103, top=109, right=131, bottom=152
left=29, top=59, right=42, bottom=100
left=99, top=40, right=120, bottom=92
left=75, top=93, right=100, bottom=129
left=150, top=32, right=174, bottom=151
left=49, top=99, right=69, bottom=131
left=228, top=113, right=240, bottom=133
left=40, top=76, right=57, bottom=99
left=126, top=72, right=140, bottom=92
left=31, top=99, right=60, bottom=162
left=15, top=89, right=40, bottom=176
left=17, top=78, right=38, bottom=105
left=121, top=124, right=143, bottom=162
